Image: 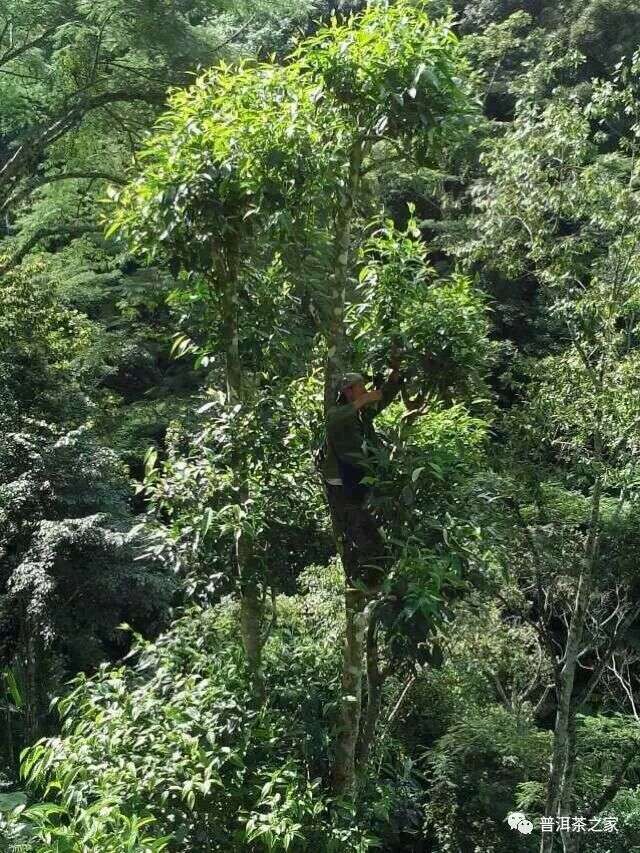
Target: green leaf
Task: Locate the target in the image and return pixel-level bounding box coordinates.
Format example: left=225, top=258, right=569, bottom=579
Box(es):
left=4, top=670, right=23, bottom=709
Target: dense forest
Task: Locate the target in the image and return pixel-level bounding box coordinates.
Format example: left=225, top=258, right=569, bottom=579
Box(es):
left=2, top=0, right=640, bottom=850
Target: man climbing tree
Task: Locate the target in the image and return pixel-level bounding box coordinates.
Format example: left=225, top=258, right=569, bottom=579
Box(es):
left=320, top=362, right=401, bottom=590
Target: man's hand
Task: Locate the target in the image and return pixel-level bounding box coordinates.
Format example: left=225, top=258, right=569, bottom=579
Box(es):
left=354, top=388, right=383, bottom=410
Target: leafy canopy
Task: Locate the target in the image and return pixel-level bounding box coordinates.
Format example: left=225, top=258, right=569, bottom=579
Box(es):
left=108, top=0, right=478, bottom=279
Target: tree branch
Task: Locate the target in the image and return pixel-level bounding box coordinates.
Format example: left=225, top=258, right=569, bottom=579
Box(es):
left=0, top=25, right=59, bottom=69
left=0, top=222, right=102, bottom=273
left=0, top=89, right=165, bottom=197
left=211, top=14, right=257, bottom=53
left=2, top=171, right=126, bottom=213
left=576, top=603, right=640, bottom=708
left=583, top=744, right=640, bottom=821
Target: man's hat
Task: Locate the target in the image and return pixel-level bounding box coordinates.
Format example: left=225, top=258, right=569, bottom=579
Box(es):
left=336, top=372, right=365, bottom=398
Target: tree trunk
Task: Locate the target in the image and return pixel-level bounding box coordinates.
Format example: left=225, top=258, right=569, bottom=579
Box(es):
left=239, top=569, right=265, bottom=700
left=324, top=136, right=369, bottom=795
left=217, top=242, right=265, bottom=700
left=332, top=587, right=368, bottom=795
left=559, top=715, right=579, bottom=853
left=541, top=476, right=601, bottom=853
left=4, top=677, right=14, bottom=771
left=541, top=583, right=587, bottom=846
left=356, top=614, right=383, bottom=769
left=18, top=608, right=38, bottom=748
left=323, top=138, right=364, bottom=410
left=559, top=712, right=578, bottom=814
left=541, top=576, right=592, bottom=853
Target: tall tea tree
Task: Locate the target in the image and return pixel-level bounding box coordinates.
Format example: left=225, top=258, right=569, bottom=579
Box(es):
left=109, top=60, right=328, bottom=697
left=293, top=2, right=478, bottom=794
left=110, top=0, right=477, bottom=791
left=295, top=1, right=477, bottom=406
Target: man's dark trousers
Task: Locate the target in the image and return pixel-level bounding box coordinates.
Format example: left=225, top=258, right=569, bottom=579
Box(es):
left=325, top=483, right=388, bottom=587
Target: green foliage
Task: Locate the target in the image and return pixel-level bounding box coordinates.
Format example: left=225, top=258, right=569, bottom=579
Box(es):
left=107, top=57, right=325, bottom=272
left=457, top=0, right=544, bottom=30
left=1, top=428, right=173, bottom=647
left=137, top=376, right=330, bottom=597
left=295, top=1, right=478, bottom=163
left=570, top=0, right=640, bottom=70
left=0, top=0, right=326, bottom=478
left=0, top=262, right=176, bottom=763
left=0, top=264, right=94, bottom=426
left=0, top=791, right=27, bottom=812
left=427, top=705, right=549, bottom=852
left=16, top=576, right=386, bottom=852
left=7, top=1, right=640, bottom=850
left=454, top=66, right=640, bottom=482
left=108, top=0, right=477, bottom=289
left=0, top=419, right=176, bottom=751
left=352, top=213, right=492, bottom=399
left=372, top=399, right=490, bottom=523
left=357, top=400, right=491, bottom=665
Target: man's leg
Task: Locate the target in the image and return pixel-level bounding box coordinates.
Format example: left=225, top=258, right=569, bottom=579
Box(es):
left=325, top=484, right=388, bottom=587
left=344, top=497, right=388, bottom=588
left=325, top=484, right=355, bottom=577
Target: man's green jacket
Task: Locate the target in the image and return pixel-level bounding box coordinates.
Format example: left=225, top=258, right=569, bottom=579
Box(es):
left=320, top=376, right=400, bottom=486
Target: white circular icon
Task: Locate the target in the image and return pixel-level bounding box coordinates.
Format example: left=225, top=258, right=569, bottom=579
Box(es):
left=507, top=812, right=534, bottom=834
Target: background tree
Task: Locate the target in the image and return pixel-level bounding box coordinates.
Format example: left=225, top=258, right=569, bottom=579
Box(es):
left=448, top=57, right=640, bottom=852
left=0, top=263, right=175, bottom=774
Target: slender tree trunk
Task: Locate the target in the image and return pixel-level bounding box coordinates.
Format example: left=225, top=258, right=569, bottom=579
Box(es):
left=541, top=476, right=601, bottom=853
left=4, top=677, right=14, bottom=771
left=25, top=628, right=37, bottom=745
left=323, top=138, right=364, bottom=410
left=332, top=587, right=367, bottom=794
left=541, top=576, right=591, bottom=853
left=559, top=715, right=579, bottom=853
left=541, top=578, right=588, bottom=847
left=356, top=614, right=384, bottom=769
left=238, top=538, right=265, bottom=701
left=18, top=608, right=38, bottom=748
left=216, top=242, right=265, bottom=699
left=324, top=136, right=369, bottom=795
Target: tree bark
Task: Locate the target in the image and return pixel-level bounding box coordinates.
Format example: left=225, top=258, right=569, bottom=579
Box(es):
left=23, top=616, right=37, bottom=746
left=559, top=714, right=578, bottom=853
left=325, top=136, right=370, bottom=795
left=4, top=677, right=14, bottom=771
left=216, top=241, right=265, bottom=700
left=356, top=614, right=384, bottom=769
left=323, top=138, right=364, bottom=410
left=332, top=587, right=368, bottom=795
